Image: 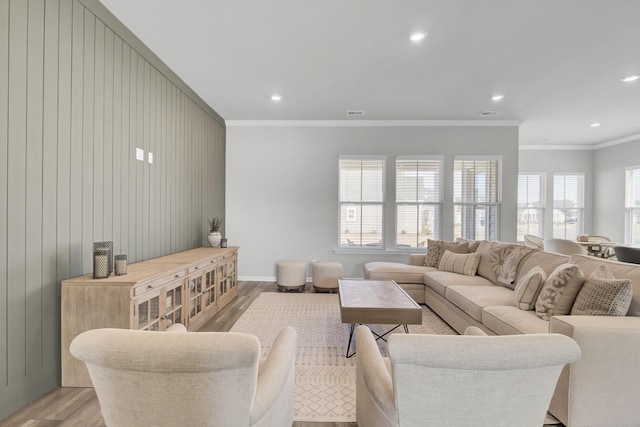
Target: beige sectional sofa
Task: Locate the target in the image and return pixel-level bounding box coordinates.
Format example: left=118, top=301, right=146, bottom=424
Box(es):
left=364, top=241, right=640, bottom=427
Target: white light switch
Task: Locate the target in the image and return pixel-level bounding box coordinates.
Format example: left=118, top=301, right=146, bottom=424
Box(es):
left=136, top=147, right=144, bottom=161
left=148, top=152, right=154, bottom=164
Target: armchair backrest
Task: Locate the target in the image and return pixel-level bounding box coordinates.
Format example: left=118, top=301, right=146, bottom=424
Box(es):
left=70, top=328, right=261, bottom=427
left=543, top=238, right=588, bottom=255
left=388, top=332, right=580, bottom=427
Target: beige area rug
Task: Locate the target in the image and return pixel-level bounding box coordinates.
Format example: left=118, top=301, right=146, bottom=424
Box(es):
left=229, top=292, right=456, bottom=422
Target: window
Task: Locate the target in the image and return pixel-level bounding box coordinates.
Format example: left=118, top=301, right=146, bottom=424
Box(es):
left=339, top=157, right=385, bottom=247
left=517, top=173, right=545, bottom=242
left=625, top=167, right=640, bottom=245
left=396, top=157, right=443, bottom=248
left=552, top=173, right=584, bottom=240
left=453, top=157, right=501, bottom=240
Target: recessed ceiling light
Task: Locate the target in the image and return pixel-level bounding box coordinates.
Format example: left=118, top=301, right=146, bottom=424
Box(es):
left=410, top=32, right=427, bottom=42
left=590, top=122, right=601, bottom=128
left=543, top=138, right=554, bottom=142
left=621, top=75, right=640, bottom=83
left=491, top=94, right=505, bottom=102
left=270, top=94, right=282, bottom=101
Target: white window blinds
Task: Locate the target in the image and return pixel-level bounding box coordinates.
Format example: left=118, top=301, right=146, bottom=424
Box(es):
left=517, top=173, right=545, bottom=241
left=625, top=167, right=640, bottom=244
left=396, top=157, right=442, bottom=248
left=552, top=173, right=584, bottom=240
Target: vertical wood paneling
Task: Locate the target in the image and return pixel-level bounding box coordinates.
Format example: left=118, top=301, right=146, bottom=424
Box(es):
left=68, top=0, right=83, bottom=278
left=1, top=0, right=226, bottom=418
left=56, top=0, right=72, bottom=284
left=103, top=27, right=113, bottom=245
left=0, top=0, right=10, bottom=389
left=42, top=0, right=60, bottom=363
left=7, top=0, right=28, bottom=381
left=92, top=19, right=103, bottom=242
left=112, top=35, right=121, bottom=256
left=25, top=0, right=45, bottom=371
left=81, top=10, right=94, bottom=271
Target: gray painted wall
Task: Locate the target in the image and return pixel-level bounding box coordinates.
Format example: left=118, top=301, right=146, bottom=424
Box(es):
left=226, top=125, right=519, bottom=280
left=0, top=0, right=225, bottom=419
left=518, top=148, right=594, bottom=239
left=593, top=138, right=640, bottom=242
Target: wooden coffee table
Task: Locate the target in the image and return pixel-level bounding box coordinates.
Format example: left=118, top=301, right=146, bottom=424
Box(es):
left=338, top=279, right=422, bottom=358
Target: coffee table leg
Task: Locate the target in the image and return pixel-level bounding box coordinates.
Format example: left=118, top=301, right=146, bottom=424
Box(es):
left=346, top=323, right=357, bottom=358
left=404, top=324, right=409, bottom=333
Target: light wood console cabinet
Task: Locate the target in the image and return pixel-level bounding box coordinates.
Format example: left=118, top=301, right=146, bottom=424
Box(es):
left=61, top=247, right=239, bottom=387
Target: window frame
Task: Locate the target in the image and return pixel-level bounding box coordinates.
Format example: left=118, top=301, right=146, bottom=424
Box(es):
left=517, top=172, right=546, bottom=242
left=625, top=166, right=640, bottom=245
left=394, top=155, right=444, bottom=249
left=552, top=172, right=585, bottom=240
left=453, top=156, right=502, bottom=241
left=338, top=155, right=386, bottom=249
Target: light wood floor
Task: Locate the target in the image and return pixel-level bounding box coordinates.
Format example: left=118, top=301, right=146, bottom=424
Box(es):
left=0, top=282, right=355, bottom=427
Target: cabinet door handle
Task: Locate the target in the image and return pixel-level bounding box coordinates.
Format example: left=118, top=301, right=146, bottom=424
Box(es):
left=174, top=274, right=179, bottom=278
left=147, top=285, right=153, bottom=289
left=195, top=266, right=199, bottom=270
left=160, top=315, right=168, bottom=320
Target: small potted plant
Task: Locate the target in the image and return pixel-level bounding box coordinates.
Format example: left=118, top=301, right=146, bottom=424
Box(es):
left=207, top=217, right=224, bottom=247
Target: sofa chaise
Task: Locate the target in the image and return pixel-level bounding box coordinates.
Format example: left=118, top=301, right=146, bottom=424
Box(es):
left=364, top=240, right=640, bottom=427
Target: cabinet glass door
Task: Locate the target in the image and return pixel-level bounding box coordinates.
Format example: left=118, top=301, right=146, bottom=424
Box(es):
left=163, top=280, right=183, bottom=329
left=135, top=290, right=161, bottom=331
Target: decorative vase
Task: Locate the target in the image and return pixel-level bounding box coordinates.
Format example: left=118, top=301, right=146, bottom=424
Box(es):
left=207, top=232, right=222, bottom=247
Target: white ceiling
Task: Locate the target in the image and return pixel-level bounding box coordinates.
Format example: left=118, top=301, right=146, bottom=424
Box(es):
left=99, top=0, right=640, bottom=146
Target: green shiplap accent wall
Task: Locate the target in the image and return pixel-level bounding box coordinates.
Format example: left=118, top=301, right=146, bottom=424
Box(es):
left=0, top=0, right=226, bottom=419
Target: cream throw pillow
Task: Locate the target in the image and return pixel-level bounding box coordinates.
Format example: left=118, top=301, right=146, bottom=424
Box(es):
left=513, top=266, right=547, bottom=310
left=535, top=263, right=585, bottom=320
left=571, top=265, right=632, bottom=316
left=438, top=250, right=481, bottom=276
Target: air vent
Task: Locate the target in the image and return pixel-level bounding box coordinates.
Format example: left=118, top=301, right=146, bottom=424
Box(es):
left=346, top=110, right=366, bottom=117
left=478, top=111, right=501, bottom=117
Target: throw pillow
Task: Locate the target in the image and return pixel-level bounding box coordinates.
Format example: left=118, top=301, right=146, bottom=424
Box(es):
left=438, top=250, right=481, bottom=276
left=535, top=264, right=586, bottom=320
left=424, top=240, right=469, bottom=267
left=571, top=265, right=632, bottom=316
left=455, top=238, right=481, bottom=252
left=424, top=239, right=443, bottom=267
left=513, top=266, right=547, bottom=310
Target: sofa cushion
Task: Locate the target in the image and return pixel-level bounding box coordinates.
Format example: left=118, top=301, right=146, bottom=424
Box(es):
left=513, top=266, right=547, bottom=310
left=515, top=249, right=569, bottom=283
left=571, top=265, right=632, bottom=316
left=364, top=262, right=436, bottom=284
left=570, top=254, right=640, bottom=317
left=445, top=285, right=516, bottom=322
left=438, top=251, right=481, bottom=276
left=482, top=306, right=550, bottom=335
left=423, top=271, right=494, bottom=297
left=425, top=240, right=469, bottom=267
left=535, top=263, right=585, bottom=320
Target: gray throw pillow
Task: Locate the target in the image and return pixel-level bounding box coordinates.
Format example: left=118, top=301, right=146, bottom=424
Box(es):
left=424, top=240, right=468, bottom=268
left=571, top=265, right=632, bottom=316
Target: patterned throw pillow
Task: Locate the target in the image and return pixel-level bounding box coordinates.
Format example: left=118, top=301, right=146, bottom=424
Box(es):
left=571, top=265, right=632, bottom=316
left=424, top=240, right=469, bottom=267
left=438, top=250, right=481, bottom=276
left=535, top=264, right=586, bottom=320
left=424, top=239, right=443, bottom=267
left=513, top=266, right=547, bottom=310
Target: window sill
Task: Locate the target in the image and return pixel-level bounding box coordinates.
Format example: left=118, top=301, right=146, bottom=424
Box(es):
left=333, top=247, right=425, bottom=255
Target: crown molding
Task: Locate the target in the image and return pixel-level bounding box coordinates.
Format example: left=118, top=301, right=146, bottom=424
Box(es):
left=519, top=144, right=595, bottom=151
left=594, top=133, right=640, bottom=150
left=225, top=119, right=522, bottom=127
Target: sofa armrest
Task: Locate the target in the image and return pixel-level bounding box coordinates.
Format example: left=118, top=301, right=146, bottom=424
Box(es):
left=408, top=254, right=426, bottom=266
left=354, top=325, right=397, bottom=426
left=166, top=323, right=187, bottom=333
left=251, top=326, right=297, bottom=426
left=549, top=315, right=640, bottom=427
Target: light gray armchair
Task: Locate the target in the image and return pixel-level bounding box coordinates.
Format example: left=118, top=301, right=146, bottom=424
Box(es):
left=543, top=238, right=588, bottom=256
left=355, top=325, right=580, bottom=427
left=70, top=325, right=297, bottom=427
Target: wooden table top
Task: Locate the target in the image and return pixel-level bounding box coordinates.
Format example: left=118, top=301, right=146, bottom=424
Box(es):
left=338, top=279, right=422, bottom=325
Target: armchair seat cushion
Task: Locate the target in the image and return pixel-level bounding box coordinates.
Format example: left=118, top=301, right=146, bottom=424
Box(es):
left=364, top=262, right=436, bottom=283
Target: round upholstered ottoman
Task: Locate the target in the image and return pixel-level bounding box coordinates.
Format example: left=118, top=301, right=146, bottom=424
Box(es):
left=276, top=260, right=307, bottom=292
left=312, top=261, right=343, bottom=293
